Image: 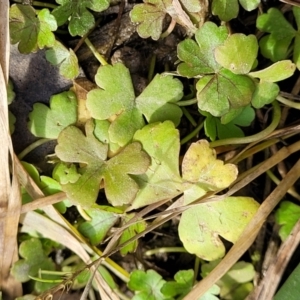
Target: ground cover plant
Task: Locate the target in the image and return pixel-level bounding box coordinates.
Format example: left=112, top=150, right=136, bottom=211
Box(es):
left=1, top=0, right=300, bottom=299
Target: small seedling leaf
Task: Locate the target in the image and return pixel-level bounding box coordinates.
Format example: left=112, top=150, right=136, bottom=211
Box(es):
left=130, top=121, right=182, bottom=210
left=204, top=106, right=255, bottom=140
left=212, top=0, right=260, bottom=22
left=239, top=0, right=260, bottom=11
left=53, top=162, right=81, bottom=184
left=161, top=269, right=194, bottom=298
left=196, top=68, right=255, bottom=116
left=46, top=40, right=79, bottom=79
left=78, top=205, right=119, bottom=245
left=130, top=0, right=172, bottom=40
left=28, top=90, right=77, bottom=138
left=55, top=122, right=150, bottom=206
left=128, top=269, right=169, bottom=300
left=275, top=201, right=300, bottom=241
left=256, top=8, right=296, bottom=62
left=136, top=74, right=183, bottom=126
left=9, top=5, right=57, bottom=53
left=52, top=0, right=109, bottom=36
left=251, top=81, right=279, bottom=108
left=118, top=213, right=147, bottom=256
left=21, top=162, right=70, bottom=213
left=11, top=238, right=56, bottom=292
left=215, top=34, right=258, bottom=74
left=202, top=260, right=255, bottom=299
left=179, top=196, right=259, bottom=260
left=177, top=22, right=228, bottom=77
left=211, top=0, right=239, bottom=21
left=249, top=60, right=296, bottom=82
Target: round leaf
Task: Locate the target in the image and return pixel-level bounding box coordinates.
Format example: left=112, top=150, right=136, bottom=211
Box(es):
left=215, top=34, right=258, bottom=74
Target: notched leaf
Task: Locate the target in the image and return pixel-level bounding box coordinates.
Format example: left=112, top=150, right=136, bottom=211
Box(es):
left=131, top=121, right=182, bottom=210
left=55, top=122, right=150, bottom=207
left=46, top=40, right=79, bottom=79
left=28, top=90, right=77, bottom=138
left=52, top=0, right=109, bottom=36
left=9, top=5, right=57, bottom=53
left=179, top=196, right=259, bottom=260
left=182, top=140, right=238, bottom=192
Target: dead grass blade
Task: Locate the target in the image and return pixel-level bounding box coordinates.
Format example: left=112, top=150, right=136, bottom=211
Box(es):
left=15, top=156, right=119, bottom=299
left=0, top=0, right=9, bottom=83
left=183, top=157, right=300, bottom=299
left=0, top=1, right=23, bottom=297
left=246, top=218, right=300, bottom=300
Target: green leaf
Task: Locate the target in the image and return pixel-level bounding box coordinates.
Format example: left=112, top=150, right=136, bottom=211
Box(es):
left=52, top=0, right=109, bottom=36
left=256, top=8, right=296, bottom=62
left=55, top=122, right=150, bottom=207
left=53, top=162, right=81, bottom=184
left=130, top=121, right=182, bottom=210
left=161, top=270, right=194, bottom=298
left=181, top=140, right=238, bottom=194
left=45, top=40, right=79, bottom=79
left=204, top=106, right=255, bottom=140
left=274, top=262, right=300, bottom=300
left=275, top=201, right=300, bottom=241
left=7, top=79, right=16, bottom=105
left=21, top=162, right=70, bottom=213
left=177, top=22, right=228, bottom=77
left=128, top=269, right=169, bottom=300
left=28, top=90, right=77, bottom=138
left=87, top=64, right=183, bottom=146
left=249, top=60, right=296, bottom=82
left=130, top=0, right=172, bottom=40
left=118, top=213, right=147, bottom=256
left=9, top=5, right=57, bottom=53
left=202, top=261, right=255, bottom=299
left=198, top=285, right=220, bottom=300
left=179, top=196, right=259, bottom=260
left=196, top=68, right=255, bottom=116
left=215, top=34, right=258, bottom=74
left=221, top=105, right=255, bottom=126
left=93, top=119, right=121, bottom=154
left=11, top=238, right=56, bottom=292
left=136, top=74, right=183, bottom=126
left=78, top=205, right=119, bottom=245
left=239, top=0, right=260, bottom=10
left=251, top=80, right=279, bottom=108
left=211, top=0, right=239, bottom=21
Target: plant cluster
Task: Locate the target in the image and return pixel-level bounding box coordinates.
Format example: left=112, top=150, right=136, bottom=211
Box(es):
left=7, top=0, right=300, bottom=299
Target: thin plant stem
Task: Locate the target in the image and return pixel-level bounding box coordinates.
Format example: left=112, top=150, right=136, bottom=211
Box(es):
left=194, top=257, right=200, bottom=284
left=266, top=169, right=300, bottom=201
left=181, top=120, right=204, bottom=145
left=148, top=55, right=156, bottom=82
left=160, top=18, right=177, bottom=38
left=144, top=247, right=187, bottom=256
left=277, top=94, right=300, bottom=109
left=18, top=138, right=54, bottom=160
left=182, top=107, right=197, bottom=127
left=210, top=100, right=281, bottom=148
left=84, top=38, right=108, bottom=65
left=177, top=98, right=198, bottom=106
